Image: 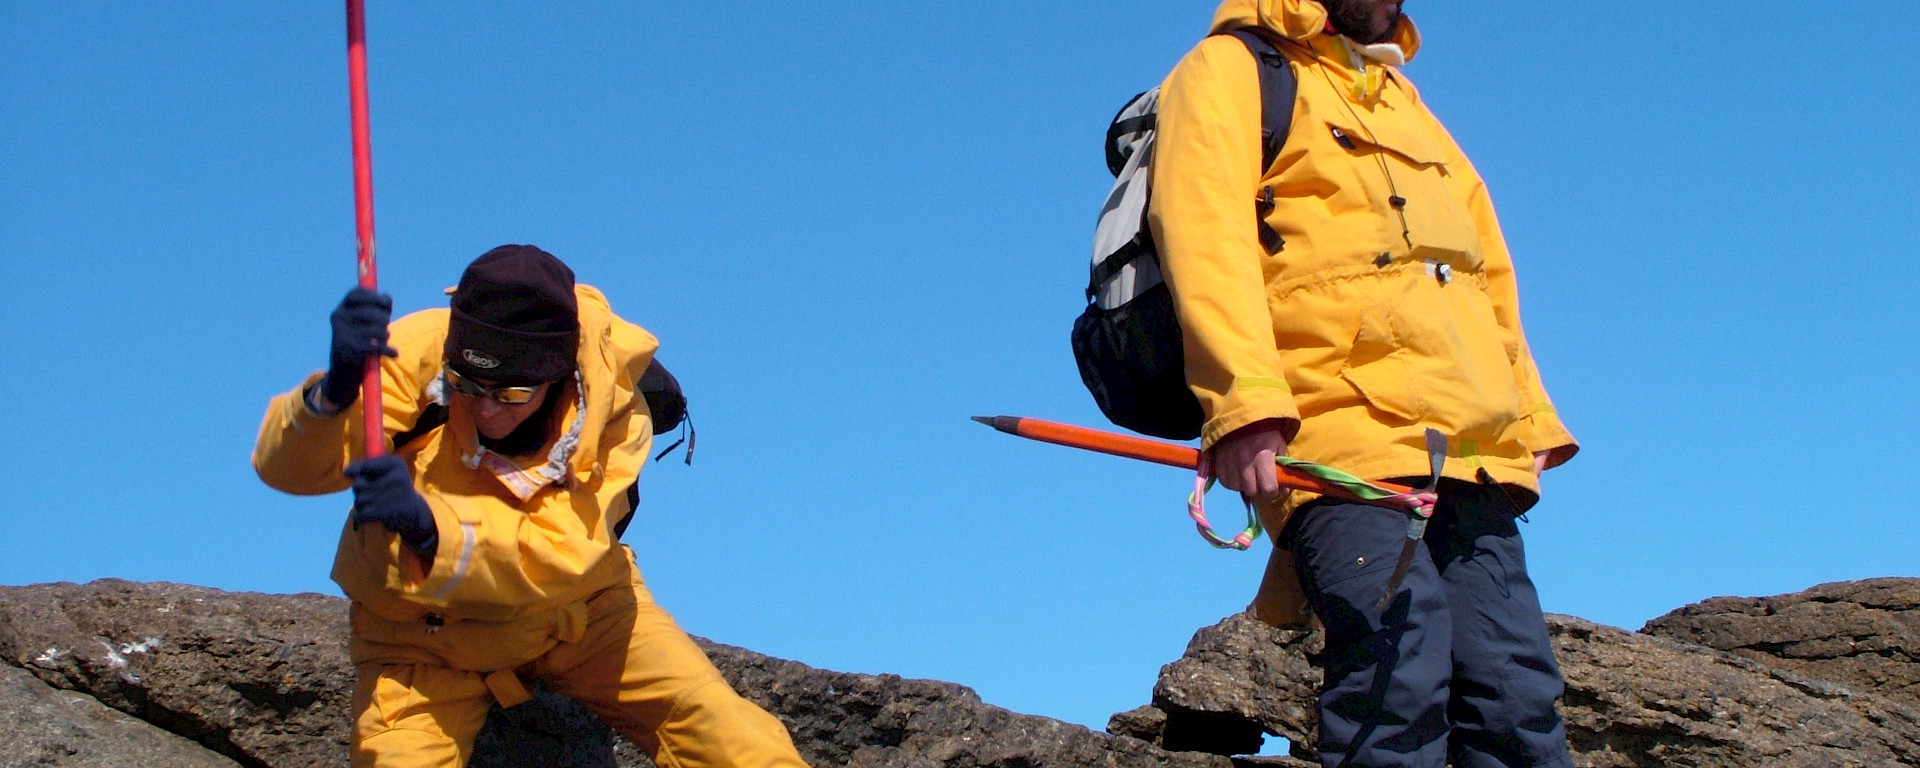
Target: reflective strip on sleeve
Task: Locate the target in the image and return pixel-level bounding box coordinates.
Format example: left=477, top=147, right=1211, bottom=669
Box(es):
left=431, top=523, right=479, bottom=600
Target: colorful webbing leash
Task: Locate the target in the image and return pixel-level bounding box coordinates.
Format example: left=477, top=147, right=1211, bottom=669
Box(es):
left=1187, top=453, right=1263, bottom=549
left=1186, top=431, right=1444, bottom=559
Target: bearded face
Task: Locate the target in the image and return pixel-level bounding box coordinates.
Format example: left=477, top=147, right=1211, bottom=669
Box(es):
left=1320, top=0, right=1404, bottom=45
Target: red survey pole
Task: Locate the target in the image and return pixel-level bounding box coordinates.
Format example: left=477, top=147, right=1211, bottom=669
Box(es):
left=346, top=0, right=384, bottom=458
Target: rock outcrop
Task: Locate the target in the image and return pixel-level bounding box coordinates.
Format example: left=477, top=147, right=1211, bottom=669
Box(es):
left=0, top=581, right=352, bottom=768
left=2, top=578, right=1916, bottom=767
left=1642, top=577, right=1920, bottom=710
left=0, top=580, right=1223, bottom=768
left=1118, top=581, right=1920, bottom=767
left=0, top=663, right=241, bottom=768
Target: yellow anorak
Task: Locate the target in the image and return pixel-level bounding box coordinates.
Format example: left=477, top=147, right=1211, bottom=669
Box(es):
left=255, top=286, right=808, bottom=768
left=256, top=284, right=654, bottom=636
left=1151, top=0, right=1577, bottom=621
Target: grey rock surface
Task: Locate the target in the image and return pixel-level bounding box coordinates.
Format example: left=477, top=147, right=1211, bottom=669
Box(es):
left=0, top=579, right=354, bottom=767
left=7, top=577, right=1918, bottom=768
left=469, top=684, right=630, bottom=768
left=0, top=663, right=241, bottom=768
left=1641, top=577, right=1919, bottom=710
left=0, top=580, right=1226, bottom=768
left=698, top=640, right=1228, bottom=768
left=1146, top=613, right=1320, bottom=759
left=1125, top=610, right=1920, bottom=767
left=1554, top=614, right=1920, bottom=767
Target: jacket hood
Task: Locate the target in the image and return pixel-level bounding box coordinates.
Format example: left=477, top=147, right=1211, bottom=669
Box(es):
left=1209, top=0, right=1421, bottom=60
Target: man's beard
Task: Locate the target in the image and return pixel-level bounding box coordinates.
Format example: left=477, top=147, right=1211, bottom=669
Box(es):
left=1322, top=0, right=1401, bottom=45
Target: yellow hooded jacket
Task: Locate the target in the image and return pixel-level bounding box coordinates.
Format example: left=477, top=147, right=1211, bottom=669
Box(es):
left=254, top=284, right=656, bottom=668
left=1153, top=0, right=1577, bottom=494
left=1150, top=0, right=1577, bottom=618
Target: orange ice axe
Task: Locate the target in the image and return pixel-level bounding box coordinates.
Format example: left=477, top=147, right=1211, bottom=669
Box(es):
left=971, top=415, right=1423, bottom=502
left=974, top=415, right=1444, bottom=610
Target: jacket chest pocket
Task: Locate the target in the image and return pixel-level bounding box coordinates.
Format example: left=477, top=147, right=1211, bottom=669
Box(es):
left=1322, top=113, right=1479, bottom=269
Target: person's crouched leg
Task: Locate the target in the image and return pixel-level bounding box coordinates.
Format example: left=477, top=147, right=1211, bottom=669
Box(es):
left=646, top=677, right=809, bottom=768
left=540, top=557, right=809, bottom=768
left=1288, top=498, right=1452, bottom=768
left=350, top=663, right=493, bottom=768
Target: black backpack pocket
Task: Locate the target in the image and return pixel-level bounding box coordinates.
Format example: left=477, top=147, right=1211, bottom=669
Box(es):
left=1070, top=281, right=1204, bottom=441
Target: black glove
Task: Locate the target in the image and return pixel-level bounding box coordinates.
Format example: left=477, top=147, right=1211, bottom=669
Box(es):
left=321, top=287, right=398, bottom=408
left=345, top=455, right=437, bottom=553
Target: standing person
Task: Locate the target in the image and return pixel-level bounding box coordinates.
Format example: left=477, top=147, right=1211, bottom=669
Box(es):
left=1150, top=1, right=1579, bottom=766
left=254, top=245, right=810, bottom=768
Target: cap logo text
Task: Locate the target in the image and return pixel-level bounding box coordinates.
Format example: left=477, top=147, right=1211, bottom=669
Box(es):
left=462, top=349, right=501, bottom=369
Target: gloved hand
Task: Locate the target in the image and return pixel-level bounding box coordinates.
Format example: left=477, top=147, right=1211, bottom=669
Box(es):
left=345, top=455, right=437, bottom=554
left=321, top=287, right=398, bottom=409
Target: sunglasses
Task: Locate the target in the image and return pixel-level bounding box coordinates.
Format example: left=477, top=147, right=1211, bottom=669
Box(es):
left=443, top=367, right=543, bottom=405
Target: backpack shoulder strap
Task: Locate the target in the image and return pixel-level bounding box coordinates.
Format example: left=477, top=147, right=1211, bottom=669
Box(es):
left=1219, top=28, right=1298, bottom=173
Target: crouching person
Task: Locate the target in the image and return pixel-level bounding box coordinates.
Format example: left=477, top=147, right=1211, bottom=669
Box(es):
left=254, top=245, right=809, bottom=768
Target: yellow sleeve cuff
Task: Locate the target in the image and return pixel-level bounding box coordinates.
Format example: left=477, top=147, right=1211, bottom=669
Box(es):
left=1200, top=377, right=1300, bottom=449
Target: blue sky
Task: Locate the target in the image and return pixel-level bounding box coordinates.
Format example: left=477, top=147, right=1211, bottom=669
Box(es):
left=4, top=1, right=1917, bottom=735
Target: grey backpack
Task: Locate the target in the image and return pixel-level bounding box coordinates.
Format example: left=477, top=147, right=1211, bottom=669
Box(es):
left=1070, top=28, right=1297, bottom=441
